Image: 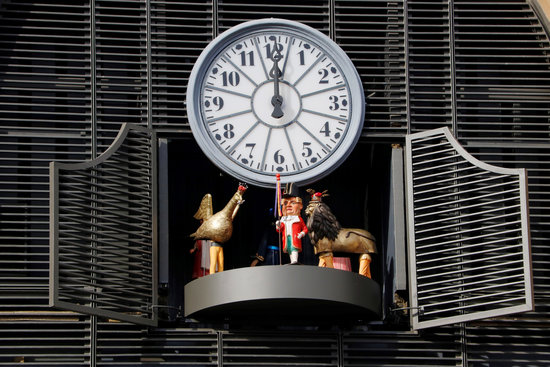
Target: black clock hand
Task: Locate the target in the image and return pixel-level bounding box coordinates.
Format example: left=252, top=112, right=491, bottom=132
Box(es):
left=269, top=38, right=284, bottom=118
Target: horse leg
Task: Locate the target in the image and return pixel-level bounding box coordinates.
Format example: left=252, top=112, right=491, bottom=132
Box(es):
left=318, top=251, right=334, bottom=268
left=359, top=253, right=372, bottom=278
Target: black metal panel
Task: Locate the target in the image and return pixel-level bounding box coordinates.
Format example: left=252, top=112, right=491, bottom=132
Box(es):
left=336, top=1, right=408, bottom=139
left=407, top=0, right=454, bottom=133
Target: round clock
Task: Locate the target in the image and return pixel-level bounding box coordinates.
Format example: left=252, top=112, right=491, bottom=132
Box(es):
left=187, top=18, right=365, bottom=188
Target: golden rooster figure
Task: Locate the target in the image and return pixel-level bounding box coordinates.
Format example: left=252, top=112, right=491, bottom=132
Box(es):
left=191, top=183, right=247, bottom=274
left=305, top=189, right=377, bottom=278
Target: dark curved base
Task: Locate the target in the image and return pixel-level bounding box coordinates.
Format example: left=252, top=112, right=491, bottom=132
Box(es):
left=184, top=265, right=381, bottom=323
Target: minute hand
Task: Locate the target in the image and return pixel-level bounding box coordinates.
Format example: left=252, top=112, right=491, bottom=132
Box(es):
left=269, top=41, right=284, bottom=119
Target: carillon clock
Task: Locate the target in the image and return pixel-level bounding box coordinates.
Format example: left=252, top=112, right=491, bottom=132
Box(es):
left=187, top=18, right=365, bottom=188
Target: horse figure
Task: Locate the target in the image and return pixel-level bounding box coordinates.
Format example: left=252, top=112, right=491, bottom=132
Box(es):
left=304, top=190, right=377, bottom=278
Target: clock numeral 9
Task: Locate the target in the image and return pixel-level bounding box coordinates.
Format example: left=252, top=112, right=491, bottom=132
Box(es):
left=206, top=96, right=224, bottom=111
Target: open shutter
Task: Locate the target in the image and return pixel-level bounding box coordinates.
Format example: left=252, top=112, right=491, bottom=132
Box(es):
left=49, top=123, right=157, bottom=326
left=406, top=127, right=533, bottom=330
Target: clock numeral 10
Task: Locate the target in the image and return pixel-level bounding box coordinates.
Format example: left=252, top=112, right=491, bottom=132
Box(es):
left=221, top=71, right=240, bottom=86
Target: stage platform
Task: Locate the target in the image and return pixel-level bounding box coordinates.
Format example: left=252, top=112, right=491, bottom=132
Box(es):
left=184, top=265, right=381, bottom=324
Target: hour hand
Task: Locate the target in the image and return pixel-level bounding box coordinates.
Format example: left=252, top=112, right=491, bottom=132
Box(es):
left=269, top=39, right=284, bottom=118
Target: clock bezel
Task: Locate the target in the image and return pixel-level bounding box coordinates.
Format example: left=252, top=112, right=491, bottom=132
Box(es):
left=187, top=18, right=365, bottom=188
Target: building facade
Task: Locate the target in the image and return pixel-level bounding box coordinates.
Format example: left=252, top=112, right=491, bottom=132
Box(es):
left=1, top=0, right=549, bottom=365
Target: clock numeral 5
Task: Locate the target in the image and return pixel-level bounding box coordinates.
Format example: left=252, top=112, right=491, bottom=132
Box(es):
left=302, top=142, right=312, bottom=157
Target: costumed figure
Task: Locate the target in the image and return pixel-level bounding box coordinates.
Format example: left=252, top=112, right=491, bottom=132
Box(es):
left=276, top=183, right=307, bottom=264
left=190, top=236, right=211, bottom=278
left=190, top=183, right=247, bottom=274
left=304, top=189, right=377, bottom=278
left=251, top=209, right=280, bottom=266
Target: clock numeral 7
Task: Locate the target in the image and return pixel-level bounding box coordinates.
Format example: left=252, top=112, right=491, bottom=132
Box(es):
left=245, top=143, right=255, bottom=158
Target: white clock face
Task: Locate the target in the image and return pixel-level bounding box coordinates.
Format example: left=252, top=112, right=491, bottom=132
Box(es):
left=187, top=19, right=364, bottom=188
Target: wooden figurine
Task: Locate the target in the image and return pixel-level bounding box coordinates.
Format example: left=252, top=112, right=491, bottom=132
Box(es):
left=191, top=183, right=247, bottom=274
left=304, top=190, right=377, bottom=278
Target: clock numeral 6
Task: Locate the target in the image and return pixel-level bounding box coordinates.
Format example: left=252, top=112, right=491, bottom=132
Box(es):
left=274, top=149, right=285, bottom=164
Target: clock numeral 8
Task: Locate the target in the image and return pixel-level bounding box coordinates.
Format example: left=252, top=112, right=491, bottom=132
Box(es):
left=223, top=124, right=235, bottom=139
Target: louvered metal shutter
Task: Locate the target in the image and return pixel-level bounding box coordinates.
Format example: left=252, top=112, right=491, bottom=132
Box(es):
left=335, top=1, right=408, bottom=139
left=406, top=127, right=533, bottom=330
left=50, top=123, right=157, bottom=326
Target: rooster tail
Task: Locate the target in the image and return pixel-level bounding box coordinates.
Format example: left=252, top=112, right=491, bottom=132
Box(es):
left=193, top=193, right=213, bottom=221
